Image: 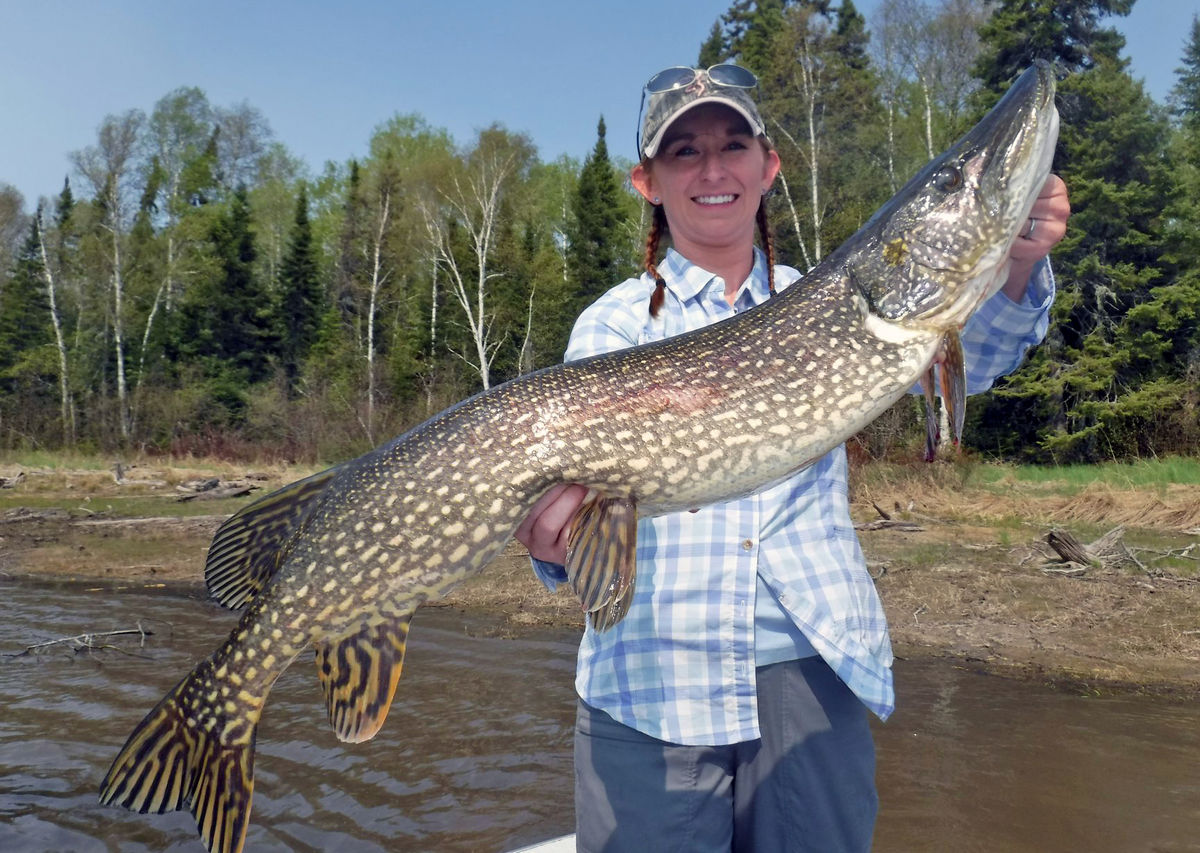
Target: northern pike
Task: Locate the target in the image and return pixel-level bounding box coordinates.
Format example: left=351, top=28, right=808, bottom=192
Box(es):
left=100, top=62, right=1059, bottom=852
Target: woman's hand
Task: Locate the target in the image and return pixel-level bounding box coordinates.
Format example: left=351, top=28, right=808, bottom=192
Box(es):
left=1002, top=174, right=1070, bottom=301
left=514, top=483, right=589, bottom=565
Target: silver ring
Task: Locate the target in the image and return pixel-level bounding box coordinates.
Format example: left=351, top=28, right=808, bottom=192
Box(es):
left=1024, top=218, right=1037, bottom=239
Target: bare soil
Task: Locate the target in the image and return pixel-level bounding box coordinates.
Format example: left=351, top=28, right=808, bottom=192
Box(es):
left=2, top=460, right=1197, bottom=697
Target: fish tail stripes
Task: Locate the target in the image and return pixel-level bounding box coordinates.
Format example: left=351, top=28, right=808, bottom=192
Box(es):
left=99, top=663, right=258, bottom=853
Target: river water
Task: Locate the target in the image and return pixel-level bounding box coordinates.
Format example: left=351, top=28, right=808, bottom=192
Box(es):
left=1, top=579, right=1197, bottom=852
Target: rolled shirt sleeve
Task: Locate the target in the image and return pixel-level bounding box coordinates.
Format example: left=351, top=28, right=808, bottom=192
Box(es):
left=960, top=258, right=1055, bottom=393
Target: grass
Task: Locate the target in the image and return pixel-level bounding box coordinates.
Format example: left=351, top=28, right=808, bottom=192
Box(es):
left=0, top=493, right=251, bottom=519
left=974, top=457, right=1200, bottom=490
left=0, top=451, right=286, bottom=520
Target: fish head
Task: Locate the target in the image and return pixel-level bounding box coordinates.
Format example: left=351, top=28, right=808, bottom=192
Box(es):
left=847, top=61, right=1059, bottom=330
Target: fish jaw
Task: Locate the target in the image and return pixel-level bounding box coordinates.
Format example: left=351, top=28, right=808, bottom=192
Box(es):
left=843, top=60, right=1059, bottom=334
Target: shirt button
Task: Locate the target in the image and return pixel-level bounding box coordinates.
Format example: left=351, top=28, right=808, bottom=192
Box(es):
left=741, top=539, right=754, bottom=551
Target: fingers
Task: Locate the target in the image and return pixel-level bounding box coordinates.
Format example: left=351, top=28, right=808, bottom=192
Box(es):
left=514, top=483, right=589, bottom=564
left=1011, top=174, right=1070, bottom=263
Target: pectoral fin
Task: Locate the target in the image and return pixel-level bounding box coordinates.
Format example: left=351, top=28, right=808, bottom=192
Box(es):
left=921, top=367, right=940, bottom=462
left=920, top=331, right=967, bottom=461
left=315, top=613, right=413, bottom=744
left=938, top=330, right=967, bottom=446
left=565, top=494, right=638, bottom=632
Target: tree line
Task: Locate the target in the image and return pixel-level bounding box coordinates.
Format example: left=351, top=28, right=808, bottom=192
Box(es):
left=0, top=0, right=1197, bottom=465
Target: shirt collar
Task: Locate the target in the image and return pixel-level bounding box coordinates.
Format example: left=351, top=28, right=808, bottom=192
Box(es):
left=659, top=247, right=772, bottom=308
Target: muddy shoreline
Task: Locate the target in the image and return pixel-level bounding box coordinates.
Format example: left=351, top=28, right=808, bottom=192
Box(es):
left=2, top=464, right=1197, bottom=700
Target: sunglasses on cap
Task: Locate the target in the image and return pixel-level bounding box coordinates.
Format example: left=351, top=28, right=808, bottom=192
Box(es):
left=644, top=63, right=759, bottom=94
left=636, top=64, right=761, bottom=158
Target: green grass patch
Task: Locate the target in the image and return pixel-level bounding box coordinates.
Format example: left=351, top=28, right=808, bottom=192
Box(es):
left=975, top=457, right=1200, bottom=490
left=0, top=492, right=254, bottom=519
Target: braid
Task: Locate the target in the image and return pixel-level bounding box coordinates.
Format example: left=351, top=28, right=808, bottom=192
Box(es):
left=756, top=197, right=776, bottom=297
left=645, top=204, right=669, bottom=318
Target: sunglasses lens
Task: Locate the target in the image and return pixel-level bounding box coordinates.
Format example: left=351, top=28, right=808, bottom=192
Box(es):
left=645, top=67, right=696, bottom=93
left=708, top=64, right=758, bottom=89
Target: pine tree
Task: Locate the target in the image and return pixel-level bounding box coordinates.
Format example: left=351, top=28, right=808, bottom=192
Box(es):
left=698, top=21, right=727, bottom=67
left=567, top=117, right=628, bottom=322
left=277, top=184, right=323, bottom=389
left=967, top=4, right=1184, bottom=460
left=174, top=188, right=276, bottom=420
left=972, top=0, right=1134, bottom=100
left=1169, top=15, right=1200, bottom=126
left=0, top=220, right=56, bottom=437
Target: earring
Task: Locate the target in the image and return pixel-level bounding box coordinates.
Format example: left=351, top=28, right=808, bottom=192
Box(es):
left=653, top=197, right=661, bottom=204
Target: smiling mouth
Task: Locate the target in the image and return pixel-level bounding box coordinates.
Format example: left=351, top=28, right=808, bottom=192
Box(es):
left=694, top=194, right=737, bottom=205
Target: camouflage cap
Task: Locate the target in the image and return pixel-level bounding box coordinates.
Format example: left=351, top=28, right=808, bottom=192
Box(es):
left=638, top=64, right=768, bottom=160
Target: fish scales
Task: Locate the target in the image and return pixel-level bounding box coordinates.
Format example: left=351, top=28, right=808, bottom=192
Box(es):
left=101, top=62, right=1060, bottom=853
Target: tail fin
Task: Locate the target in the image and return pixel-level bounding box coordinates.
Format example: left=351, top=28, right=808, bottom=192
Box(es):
left=100, top=670, right=257, bottom=853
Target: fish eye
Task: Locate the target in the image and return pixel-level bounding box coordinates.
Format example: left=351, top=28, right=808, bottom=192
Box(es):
left=934, top=166, right=963, bottom=191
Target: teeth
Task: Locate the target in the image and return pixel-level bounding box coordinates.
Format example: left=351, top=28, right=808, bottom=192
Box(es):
left=695, top=194, right=735, bottom=205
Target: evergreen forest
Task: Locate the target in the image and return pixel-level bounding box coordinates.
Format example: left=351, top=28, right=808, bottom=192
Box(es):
left=1, top=0, right=1197, bottom=465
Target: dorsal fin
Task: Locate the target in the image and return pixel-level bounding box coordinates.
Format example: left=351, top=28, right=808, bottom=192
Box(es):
left=565, top=494, right=638, bottom=631
left=315, top=613, right=414, bottom=743
left=204, top=466, right=341, bottom=610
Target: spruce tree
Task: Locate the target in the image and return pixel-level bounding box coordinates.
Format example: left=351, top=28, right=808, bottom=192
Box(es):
left=0, top=220, right=56, bottom=434
left=967, top=2, right=1184, bottom=460
left=1169, top=15, right=1200, bottom=126
left=174, top=188, right=276, bottom=420
left=567, top=117, right=628, bottom=322
left=972, top=0, right=1134, bottom=101
left=698, top=21, right=727, bottom=67
left=277, top=184, right=323, bottom=390
left=0, top=220, right=53, bottom=370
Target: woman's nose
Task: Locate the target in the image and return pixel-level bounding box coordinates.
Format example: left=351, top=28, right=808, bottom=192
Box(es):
left=699, top=151, right=724, bottom=180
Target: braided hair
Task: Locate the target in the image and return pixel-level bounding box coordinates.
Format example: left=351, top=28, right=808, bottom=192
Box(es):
left=645, top=195, right=777, bottom=318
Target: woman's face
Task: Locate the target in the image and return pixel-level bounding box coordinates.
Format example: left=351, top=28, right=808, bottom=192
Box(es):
left=632, top=103, right=780, bottom=257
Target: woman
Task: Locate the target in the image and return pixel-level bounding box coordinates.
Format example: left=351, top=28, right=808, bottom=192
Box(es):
left=516, top=64, right=1069, bottom=852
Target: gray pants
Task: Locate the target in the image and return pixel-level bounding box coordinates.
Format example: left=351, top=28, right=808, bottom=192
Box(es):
left=573, top=657, right=877, bottom=852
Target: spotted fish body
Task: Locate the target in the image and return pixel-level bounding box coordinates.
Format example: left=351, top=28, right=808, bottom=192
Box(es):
left=101, top=63, right=1059, bottom=853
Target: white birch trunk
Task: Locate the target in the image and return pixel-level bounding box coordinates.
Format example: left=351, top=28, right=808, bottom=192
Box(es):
left=34, top=210, right=76, bottom=445
left=364, top=188, right=391, bottom=445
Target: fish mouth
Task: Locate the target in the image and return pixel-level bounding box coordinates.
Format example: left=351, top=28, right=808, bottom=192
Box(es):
left=852, top=61, right=1060, bottom=327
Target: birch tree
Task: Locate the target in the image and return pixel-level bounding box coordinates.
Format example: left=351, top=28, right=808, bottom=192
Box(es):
left=71, top=110, right=145, bottom=444
left=359, top=164, right=398, bottom=443
left=421, top=126, right=534, bottom=390
left=764, top=4, right=834, bottom=263
left=34, top=205, right=76, bottom=444
left=873, top=0, right=987, bottom=162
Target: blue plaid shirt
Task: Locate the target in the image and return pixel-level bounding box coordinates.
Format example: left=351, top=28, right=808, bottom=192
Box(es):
left=534, top=248, right=1054, bottom=745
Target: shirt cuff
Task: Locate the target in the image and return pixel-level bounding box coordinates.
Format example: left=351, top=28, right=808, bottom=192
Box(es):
left=979, top=257, right=1055, bottom=329
left=531, top=557, right=568, bottom=591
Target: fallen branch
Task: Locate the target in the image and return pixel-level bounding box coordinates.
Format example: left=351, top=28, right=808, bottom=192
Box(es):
left=176, top=485, right=254, bottom=502
left=1040, top=565, right=1088, bottom=578
left=1045, top=528, right=1097, bottom=567
left=855, top=519, right=924, bottom=532
left=7, top=625, right=154, bottom=657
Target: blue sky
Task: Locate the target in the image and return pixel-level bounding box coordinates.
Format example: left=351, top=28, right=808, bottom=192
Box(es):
left=1, top=0, right=1193, bottom=207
